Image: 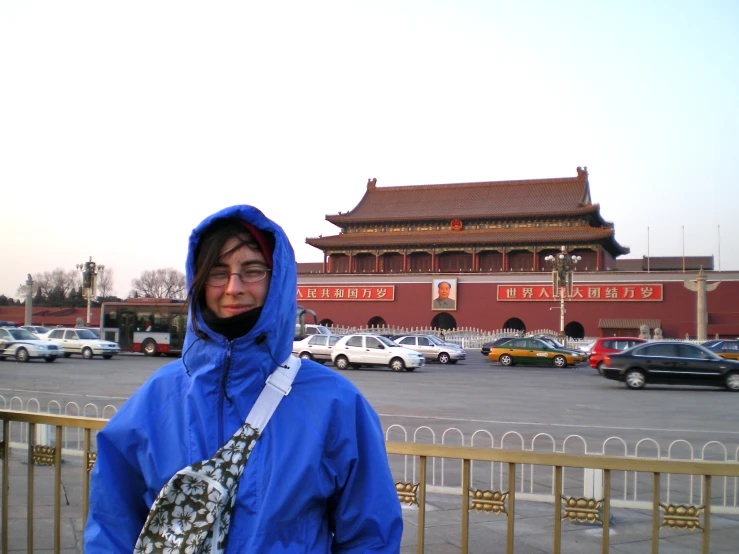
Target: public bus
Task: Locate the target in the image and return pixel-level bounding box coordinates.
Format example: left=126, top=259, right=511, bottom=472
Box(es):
left=101, top=299, right=188, bottom=356
left=102, top=300, right=318, bottom=355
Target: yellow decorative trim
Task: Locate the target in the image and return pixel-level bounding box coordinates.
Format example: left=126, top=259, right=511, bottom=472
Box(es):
left=395, top=482, right=419, bottom=506
left=561, top=496, right=603, bottom=524
left=32, top=445, right=56, bottom=466
left=469, top=488, right=508, bottom=515
left=87, top=451, right=97, bottom=472
left=659, top=503, right=704, bottom=531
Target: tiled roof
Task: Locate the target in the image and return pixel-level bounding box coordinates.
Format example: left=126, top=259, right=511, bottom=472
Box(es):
left=307, top=225, right=616, bottom=249
left=598, top=318, right=661, bottom=329
left=327, top=167, right=595, bottom=223
left=297, top=262, right=324, bottom=274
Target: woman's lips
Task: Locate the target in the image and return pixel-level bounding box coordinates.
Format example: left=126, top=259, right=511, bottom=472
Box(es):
left=222, top=304, right=252, bottom=314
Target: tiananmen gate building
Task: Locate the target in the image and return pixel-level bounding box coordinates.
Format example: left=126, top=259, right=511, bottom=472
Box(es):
left=296, top=168, right=739, bottom=339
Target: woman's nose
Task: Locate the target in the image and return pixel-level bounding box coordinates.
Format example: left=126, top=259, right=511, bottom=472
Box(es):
left=224, top=273, right=246, bottom=294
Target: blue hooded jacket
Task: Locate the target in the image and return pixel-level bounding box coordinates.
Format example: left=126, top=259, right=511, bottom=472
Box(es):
left=84, top=205, right=403, bottom=552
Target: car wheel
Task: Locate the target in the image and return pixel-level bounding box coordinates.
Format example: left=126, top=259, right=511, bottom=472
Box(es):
left=553, top=356, right=567, bottom=368
left=438, top=352, right=450, bottom=364
left=499, top=354, right=513, bottom=366
left=142, top=339, right=158, bottom=357
left=44, top=356, right=56, bottom=363
left=102, top=355, right=113, bottom=360
left=299, top=352, right=313, bottom=361
left=624, top=369, right=646, bottom=390
left=334, top=356, right=349, bottom=370
left=389, top=358, right=405, bottom=372
left=725, top=372, right=739, bottom=392
left=15, top=348, right=29, bottom=363
left=63, top=353, right=72, bottom=358
left=82, top=347, right=94, bottom=360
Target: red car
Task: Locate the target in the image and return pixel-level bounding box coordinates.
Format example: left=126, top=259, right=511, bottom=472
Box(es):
left=590, top=337, right=647, bottom=373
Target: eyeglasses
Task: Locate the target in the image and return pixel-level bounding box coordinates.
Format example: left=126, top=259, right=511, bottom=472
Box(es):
left=206, top=267, right=271, bottom=287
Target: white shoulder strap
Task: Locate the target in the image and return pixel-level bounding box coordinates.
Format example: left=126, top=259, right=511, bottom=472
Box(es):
left=245, top=355, right=301, bottom=432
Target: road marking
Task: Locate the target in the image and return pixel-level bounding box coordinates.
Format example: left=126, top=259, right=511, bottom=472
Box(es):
left=378, top=413, right=739, bottom=435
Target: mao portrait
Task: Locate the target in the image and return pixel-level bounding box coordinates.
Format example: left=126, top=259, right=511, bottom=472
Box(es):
left=432, top=278, right=457, bottom=311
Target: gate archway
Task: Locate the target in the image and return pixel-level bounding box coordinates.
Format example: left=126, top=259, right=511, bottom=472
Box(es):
left=368, top=316, right=387, bottom=328
left=502, top=317, right=526, bottom=333
left=564, top=321, right=584, bottom=339
left=431, top=312, right=457, bottom=330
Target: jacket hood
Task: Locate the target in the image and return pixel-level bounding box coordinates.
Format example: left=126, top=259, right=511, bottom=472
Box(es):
left=182, top=205, right=297, bottom=371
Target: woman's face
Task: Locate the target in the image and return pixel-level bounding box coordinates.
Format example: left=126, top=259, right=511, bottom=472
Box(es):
left=204, top=236, right=271, bottom=318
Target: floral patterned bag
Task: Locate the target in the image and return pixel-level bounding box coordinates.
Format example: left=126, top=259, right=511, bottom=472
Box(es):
left=133, top=356, right=300, bottom=554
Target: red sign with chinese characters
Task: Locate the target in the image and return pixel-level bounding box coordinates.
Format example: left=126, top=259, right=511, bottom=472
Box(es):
left=297, top=286, right=395, bottom=301
left=497, top=284, right=663, bottom=301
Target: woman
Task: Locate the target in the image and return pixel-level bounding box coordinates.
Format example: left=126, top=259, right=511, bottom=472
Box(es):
left=84, top=205, right=403, bottom=552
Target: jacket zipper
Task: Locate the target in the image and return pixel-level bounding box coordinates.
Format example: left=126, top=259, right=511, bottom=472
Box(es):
left=217, top=343, right=233, bottom=446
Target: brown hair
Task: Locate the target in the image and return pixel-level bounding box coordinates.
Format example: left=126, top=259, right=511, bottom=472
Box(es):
left=188, top=219, right=263, bottom=331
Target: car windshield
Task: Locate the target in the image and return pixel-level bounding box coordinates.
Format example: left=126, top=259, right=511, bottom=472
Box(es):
left=76, top=329, right=99, bottom=339
left=377, top=336, right=399, bottom=347
left=9, top=329, right=38, bottom=340
left=427, top=335, right=446, bottom=345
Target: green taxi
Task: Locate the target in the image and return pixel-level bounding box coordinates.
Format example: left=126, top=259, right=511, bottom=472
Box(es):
left=488, top=337, right=587, bottom=367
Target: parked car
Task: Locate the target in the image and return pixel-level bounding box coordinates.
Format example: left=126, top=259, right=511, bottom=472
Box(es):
left=601, top=341, right=739, bottom=391
left=589, top=337, right=648, bottom=373
left=44, top=328, right=120, bottom=359
left=292, top=334, right=344, bottom=363
left=20, top=325, right=52, bottom=337
left=0, top=327, right=62, bottom=362
left=702, top=339, right=739, bottom=361
left=488, top=337, right=588, bottom=367
left=331, top=334, right=425, bottom=372
left=393, top=334, right=466, bottom=364
left=480, top=337, right=517, bottom=357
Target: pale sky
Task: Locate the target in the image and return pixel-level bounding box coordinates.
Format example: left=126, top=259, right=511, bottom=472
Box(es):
left=1, top=1, right=737, bottom=299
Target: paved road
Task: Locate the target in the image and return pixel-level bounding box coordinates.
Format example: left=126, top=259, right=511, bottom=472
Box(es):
left=2, top=351, right=738, bottom=455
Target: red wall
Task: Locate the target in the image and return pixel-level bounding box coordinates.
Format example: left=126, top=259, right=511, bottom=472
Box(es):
left=297, top=274, right=739, bottom=339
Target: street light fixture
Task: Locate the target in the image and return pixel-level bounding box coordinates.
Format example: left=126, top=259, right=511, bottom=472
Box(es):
left=544, top=246, right=581, bottom=342
left=76, top=257, right=104, bottom=326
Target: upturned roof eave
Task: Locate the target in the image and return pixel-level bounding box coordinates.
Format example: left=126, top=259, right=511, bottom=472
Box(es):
left=306, top=228, right=620, bottom=249
left=325, top=204, right=600, bottom=226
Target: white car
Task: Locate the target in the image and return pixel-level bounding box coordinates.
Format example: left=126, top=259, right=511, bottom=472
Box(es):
left=331, top=334, right=425, bottom=372
left=0, top=327, right=62, bottom=362
left=20, top=325, right=52, bottom=337
left=292, top=334, right=343, bottom=364
left=44, top=328, right=121, bottom=359
left=393, top=334, right=466, bottom=364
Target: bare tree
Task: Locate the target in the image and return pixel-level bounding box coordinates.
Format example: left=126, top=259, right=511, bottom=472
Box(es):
left=130, top=268, right=187, bottom=300
left=16, top=268, right=80, bottom=305
left=97, top=268, right=115, bottom=299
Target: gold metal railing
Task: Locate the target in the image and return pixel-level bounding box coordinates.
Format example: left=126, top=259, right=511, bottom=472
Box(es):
left=0, top=410, right=106, bottom=554
left=386, top=442, right=739, bottom=554
left=2, top=409, right=739, bottom=553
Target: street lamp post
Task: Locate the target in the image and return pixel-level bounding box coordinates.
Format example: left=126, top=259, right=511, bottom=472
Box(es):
left=76, top=257, right=104, bottom=326
left=544, top=247, right=581, bottom=343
